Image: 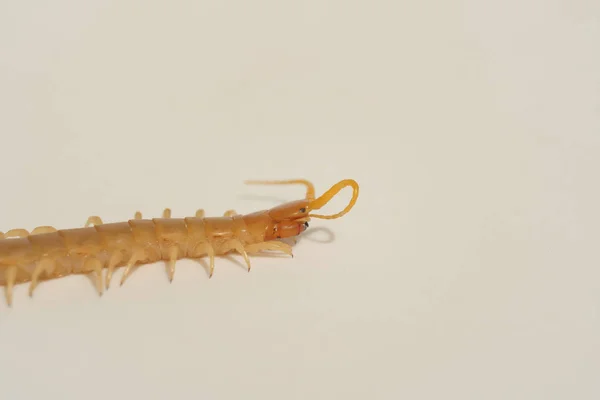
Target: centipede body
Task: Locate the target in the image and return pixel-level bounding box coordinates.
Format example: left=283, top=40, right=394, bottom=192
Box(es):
left=0, top=178, right=359, bottom=307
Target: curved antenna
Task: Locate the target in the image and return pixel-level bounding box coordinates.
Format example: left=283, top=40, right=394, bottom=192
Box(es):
left=308, top=179, right=359, bottom=220
left=244, top=179, right=316, bottom=200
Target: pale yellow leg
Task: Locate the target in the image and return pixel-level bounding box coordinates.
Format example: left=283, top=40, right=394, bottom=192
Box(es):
left=195, top=209, right=205, bottom=218
left=163, top=208, right=172, bottom=218
left=4, top=265, right=17, bottom=306
left=120, top=249, right=144, bottom=286
left=83, top=258, right=104, bottom=296
left=134, top=211, right=142, bottom=220
left=167, top=246, right=178, bottom=282
left=225, top=239, right=252, bottom=272
left=223, top=210, right=238, bottom=217
left=0, top=231, right=4, bottom=239
left=85, top=216, right=103, bottom=227
left=207, top=245, right=215, bottom=277
left=28, top=259, right=55, bottom=297
left=31, top=226, right=58, bottom=235
left=245, top=241, right=294, bottom=257
left=5, top=229, right=29, bottom=238
left=105, top=252, right=123, bottom=289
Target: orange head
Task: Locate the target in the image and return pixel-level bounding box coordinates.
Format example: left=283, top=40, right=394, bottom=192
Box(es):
left=245, top=179, right=359, bottom=241
left=265, top=199, right=311, bottom=240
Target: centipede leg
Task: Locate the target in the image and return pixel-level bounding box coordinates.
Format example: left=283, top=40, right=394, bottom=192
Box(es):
left=31, top=226, right=57, bottom=235
left=167, top=246, right=178, bottom=282
left=85, top=216, right=103, bottom=227
left=5, top=229, right=29, bottom=238
left=105, top=252, right=123, bottom=289
left=245, top=241, right=294, bottom=257
left=4, top=266, right=17, bottom=306
left=134, top=211, right=142, bottom=220
left=120, top=249, right=144, bottom=286
left=193, top=243, right=215, bottom=277
left=0, top=232, right=5, bottom=239
left=83, top=258, right=104, bottom=296
left=207, top=245, right=215, bottom=277
left=162, top=208, right=172, bottom=218
left=29, top=259, right=55, bottom=297
left=195, top=209, right=205, bottom=218
left=226, top=239, right=252, bottom=272
left=223, top=210, right=238, bottom=217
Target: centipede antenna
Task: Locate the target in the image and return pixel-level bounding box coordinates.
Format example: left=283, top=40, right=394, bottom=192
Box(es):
left=244, top=179, right=316, bottom=201
left=308, top=179, right=359, bottom=220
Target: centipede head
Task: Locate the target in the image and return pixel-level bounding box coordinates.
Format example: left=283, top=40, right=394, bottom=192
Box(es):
left=245, top=178, right=360, bottom=240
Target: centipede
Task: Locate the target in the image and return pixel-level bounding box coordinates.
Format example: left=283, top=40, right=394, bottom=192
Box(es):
left=0, top=178, right=359, bottom=306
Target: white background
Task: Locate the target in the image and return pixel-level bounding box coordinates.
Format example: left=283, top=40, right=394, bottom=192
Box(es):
left=1, top=1, right=599, bottom=399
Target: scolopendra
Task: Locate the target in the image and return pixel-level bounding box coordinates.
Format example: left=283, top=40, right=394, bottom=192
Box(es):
left=0, top=179, right=359, bottom=306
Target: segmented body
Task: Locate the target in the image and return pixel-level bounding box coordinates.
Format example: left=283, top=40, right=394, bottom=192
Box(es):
left=0, top=178, right=359, bottom=307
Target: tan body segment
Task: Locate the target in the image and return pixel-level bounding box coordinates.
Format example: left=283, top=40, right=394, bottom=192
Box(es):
left=0, top=178, right=359, bottom=306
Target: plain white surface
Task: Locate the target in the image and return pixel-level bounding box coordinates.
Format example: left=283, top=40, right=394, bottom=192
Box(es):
left=1, top=1, right=599, bottom=399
